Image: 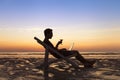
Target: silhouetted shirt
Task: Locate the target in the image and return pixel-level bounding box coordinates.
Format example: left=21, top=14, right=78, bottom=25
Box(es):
left=43, top=39, right=59, bottom=58
left=43, top=39, right=54, bottom=48
left=43, top=39, right=72, bottom=58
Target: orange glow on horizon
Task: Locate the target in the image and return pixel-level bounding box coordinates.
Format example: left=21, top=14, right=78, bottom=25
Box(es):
left=0, top=27, right=120, bottom=52
left=0, top=40, right=120, bottom=52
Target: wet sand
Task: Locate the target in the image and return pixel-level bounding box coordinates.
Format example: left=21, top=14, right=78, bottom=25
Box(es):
left=0, top=57, right=120, bottom=80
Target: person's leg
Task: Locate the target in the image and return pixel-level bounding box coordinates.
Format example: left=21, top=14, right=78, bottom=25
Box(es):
left=58, top=50, right=74, bottom=58
left=70, top=50, right=95, bottom=68
left=57, top=50, right=95, bottom=68
left=70, top=50, right=88, bottom=63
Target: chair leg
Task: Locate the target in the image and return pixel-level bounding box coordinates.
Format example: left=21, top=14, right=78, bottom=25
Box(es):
left=44, top=65, right=48, bottom=80
left=44, top=50, right=49, bottom=80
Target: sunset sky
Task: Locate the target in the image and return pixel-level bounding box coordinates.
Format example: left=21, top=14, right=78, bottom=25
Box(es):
left=0, top=0, right=120, bottom=52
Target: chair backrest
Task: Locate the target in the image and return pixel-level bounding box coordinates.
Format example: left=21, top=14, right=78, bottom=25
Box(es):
left=34, top=37, right=69, bottom=58
left=34, top=37, right=79, bottom=68
left=34, top=37, right=48, bottom=49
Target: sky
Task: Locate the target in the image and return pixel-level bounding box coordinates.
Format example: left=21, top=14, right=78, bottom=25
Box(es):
left=0, top=0, right=120, bottom=52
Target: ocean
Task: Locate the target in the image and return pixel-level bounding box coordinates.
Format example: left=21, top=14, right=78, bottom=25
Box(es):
left=0, top=52, right=120, bottom=59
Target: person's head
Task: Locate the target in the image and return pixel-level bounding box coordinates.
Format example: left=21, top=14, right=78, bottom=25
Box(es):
left=44, top=28, right=53, bottom=39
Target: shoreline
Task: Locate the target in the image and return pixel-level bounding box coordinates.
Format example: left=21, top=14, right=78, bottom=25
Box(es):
left=0, top=55, right=119, bottom=59
left=0, top=58, right=120, bottom=80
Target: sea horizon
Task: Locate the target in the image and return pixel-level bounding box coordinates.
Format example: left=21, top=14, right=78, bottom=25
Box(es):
left=0, top=52, right=119, bottom=59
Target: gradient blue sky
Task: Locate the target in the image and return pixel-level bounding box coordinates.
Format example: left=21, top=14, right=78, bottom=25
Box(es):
left=0, top=0, right=120, bottom=52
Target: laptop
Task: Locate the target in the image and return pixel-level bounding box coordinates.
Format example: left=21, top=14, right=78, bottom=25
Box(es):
left=68, top=42, right=74, bottom=51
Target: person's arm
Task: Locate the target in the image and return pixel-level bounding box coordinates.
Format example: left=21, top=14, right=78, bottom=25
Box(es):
left=55, top=39, right=63, bottom=49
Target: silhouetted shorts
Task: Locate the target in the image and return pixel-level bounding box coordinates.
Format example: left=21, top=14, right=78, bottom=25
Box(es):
left=51, top=50, right=74, bottom=58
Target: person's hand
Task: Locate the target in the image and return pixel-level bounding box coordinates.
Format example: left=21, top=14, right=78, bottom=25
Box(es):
left=55, top=39, right=63, bottom=49
left=57, top=39, right=63, bottom=45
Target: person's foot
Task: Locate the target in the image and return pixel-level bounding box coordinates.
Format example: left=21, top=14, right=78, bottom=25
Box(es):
left=84, top=60, right=96, bottom=68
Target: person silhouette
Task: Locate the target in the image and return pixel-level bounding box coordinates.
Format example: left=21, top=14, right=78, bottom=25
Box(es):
left=35, top=28, right=95, bottom=68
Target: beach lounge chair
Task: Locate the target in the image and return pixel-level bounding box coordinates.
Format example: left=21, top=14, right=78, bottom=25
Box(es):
left=34, top=37, right=79, bottom=80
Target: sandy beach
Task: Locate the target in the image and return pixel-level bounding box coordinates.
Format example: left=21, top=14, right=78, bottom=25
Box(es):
left=0, top=57, right=120, bottom=80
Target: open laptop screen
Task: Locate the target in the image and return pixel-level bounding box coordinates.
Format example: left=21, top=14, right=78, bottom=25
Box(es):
left=68, top=42, right=74, bottom=51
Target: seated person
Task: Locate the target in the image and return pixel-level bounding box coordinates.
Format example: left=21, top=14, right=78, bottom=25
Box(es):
left=34, top=28, right=95, bottom=68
